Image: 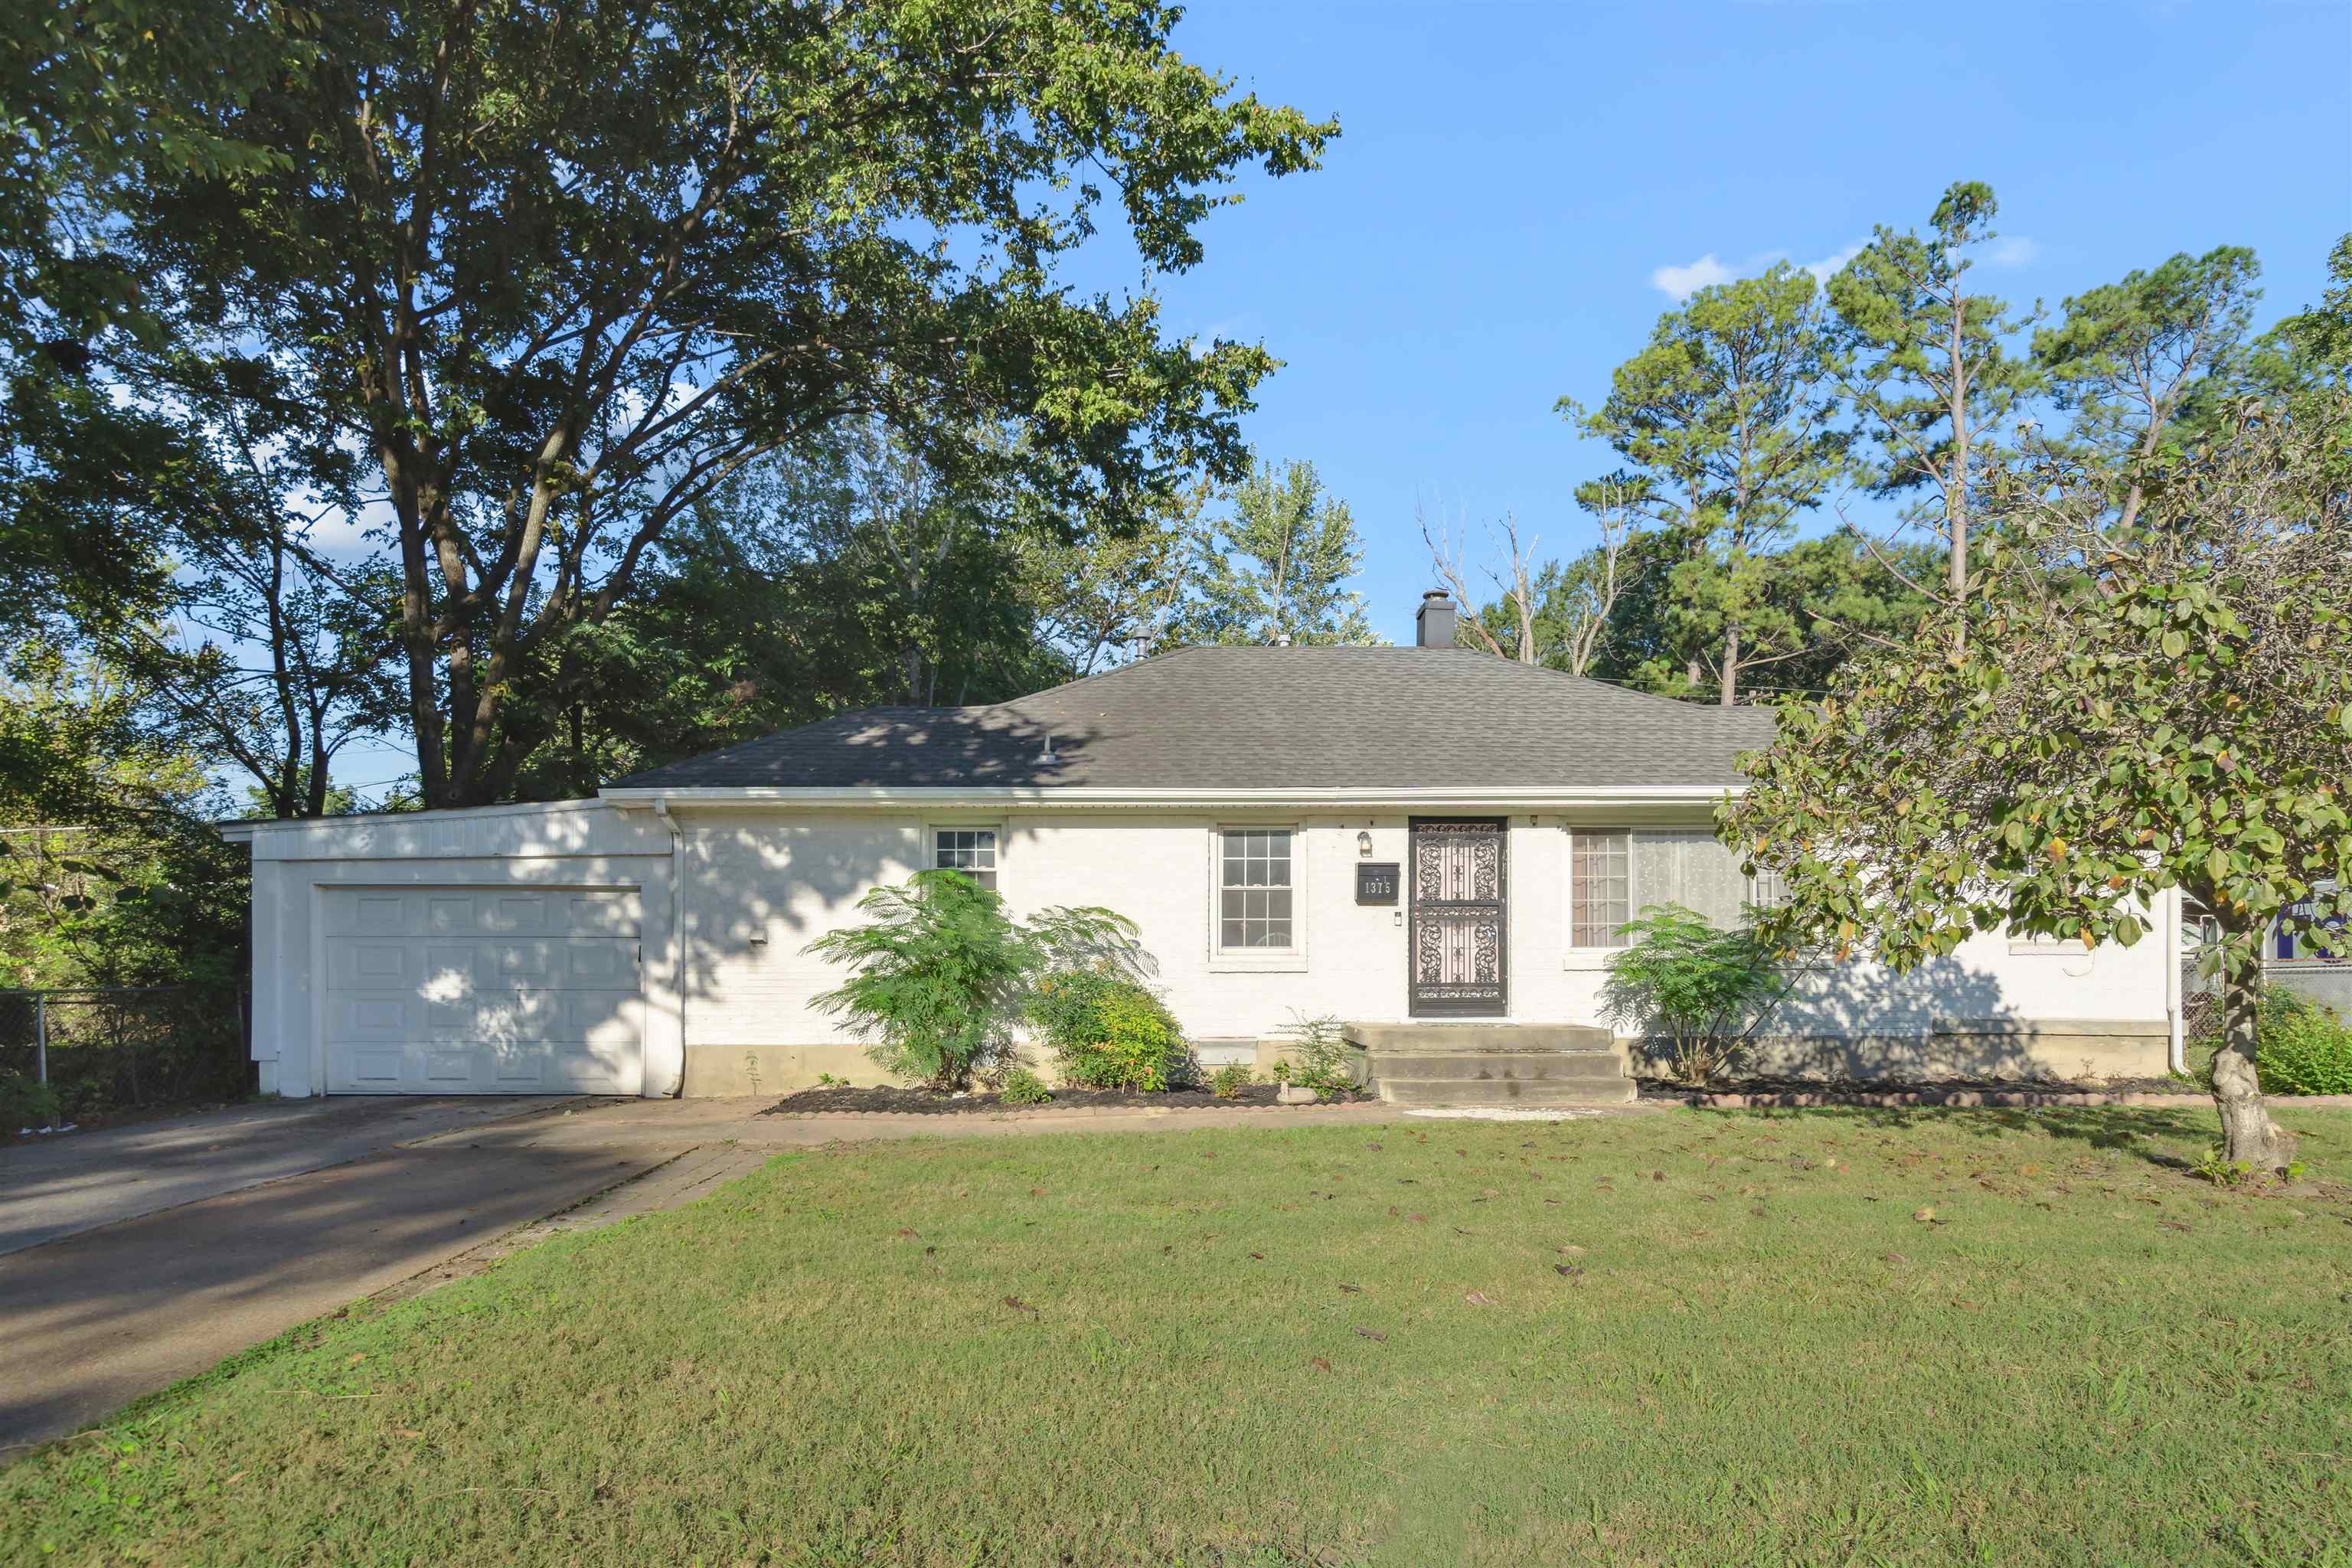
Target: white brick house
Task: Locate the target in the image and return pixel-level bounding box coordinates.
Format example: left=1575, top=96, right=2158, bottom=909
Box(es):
left=224, top=596, right=2186, bottom=1099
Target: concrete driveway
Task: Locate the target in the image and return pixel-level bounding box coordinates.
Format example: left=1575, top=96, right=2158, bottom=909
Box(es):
left=0, top=1093, right=1406, bottom=1455
left=0, top=1096, right=675, bottom=1452
left=0, top=1096, right=584, bottom=1256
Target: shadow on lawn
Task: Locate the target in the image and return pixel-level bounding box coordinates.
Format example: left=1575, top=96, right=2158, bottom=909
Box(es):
left=1736, top=1103, right=2219, bottom=1172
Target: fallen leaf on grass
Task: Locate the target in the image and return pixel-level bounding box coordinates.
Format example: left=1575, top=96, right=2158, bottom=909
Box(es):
left=1464, top=1291, right=1501, bottom=1307
left=1651, top=1171, right=1665, bottom=1182
left=893, top=1228, right=918, bottom=1239
left=1354, top=1327, right=1387, bottom=1343
left=1249, top=1251, right=1266, bottom=1260
left=225, top=1471, right=247, bottom=1486
left=1029, top=1187, right=1047, bottom=1197
left=1553, top=1265, right=1583, bottom=1279
left=1338, top=1284, right=1363, bottom=1293
left=1002, top=1295, right=1037, bottom=1314
left=1882, top=1251, right=1909, bottom=1264
left=2160, top=1219, right=2193, bottom=1233
left=394, top=1428, right=423, bottom=1439
left=1310, top=1356, right=1333, bottom=1373
left=1559, top=1244, right=1586, bottom=1257
left=1406, top=1213, right=1427, bottom=1224
left=1366, top=1142, right=1383, bottom=1151
left=1912, top=1207, right=1937, bottom=1223
left=347, top=1354, right=367, bottom=1366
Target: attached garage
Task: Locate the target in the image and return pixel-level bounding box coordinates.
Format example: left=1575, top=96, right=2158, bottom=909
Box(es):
left=322, top=886, right=645, bottom=1094
left=224, top=800, right=682, bottom=1099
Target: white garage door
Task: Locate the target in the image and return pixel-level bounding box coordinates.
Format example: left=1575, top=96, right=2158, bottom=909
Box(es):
left=322, top=886, right=645, bottom=1095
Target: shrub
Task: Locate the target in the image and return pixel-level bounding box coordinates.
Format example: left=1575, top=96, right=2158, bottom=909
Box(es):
left=2, top=1071, right=63, bottom=1131
left=2258, top=992, right=2352, bottom=1096
left=1028, top=967, right=1187, bottom=1092
left=1208, top=1062, right=1253, bottom=1099
left=998, top=1067, right=1053, bottom=1106
left=1602, top=903, right=1782, bottom=1085
left=805, top=871, right=1141, bottom=1090
left=1272, top=1012, right=1357, bottom=1096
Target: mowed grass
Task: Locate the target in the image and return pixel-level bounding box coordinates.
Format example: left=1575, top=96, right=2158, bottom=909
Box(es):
left=6, top=1108, right=2351, bottom=1566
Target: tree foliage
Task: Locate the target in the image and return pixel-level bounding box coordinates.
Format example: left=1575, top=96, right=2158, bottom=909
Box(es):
left=1724, top=394, right=2352, bottom=1166
left=1178, top=459, right=1375, bottom=646
left=1566, top=264, right=1847, bottom=704
left=73, top=0, right=1334, bottom=808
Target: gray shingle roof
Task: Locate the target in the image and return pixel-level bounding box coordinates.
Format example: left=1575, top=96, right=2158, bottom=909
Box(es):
left=606, top=645, right=1777, bottom=792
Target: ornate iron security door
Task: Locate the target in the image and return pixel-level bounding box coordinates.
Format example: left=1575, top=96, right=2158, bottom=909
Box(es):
left=1409, top=818, right=1508, bottom=1017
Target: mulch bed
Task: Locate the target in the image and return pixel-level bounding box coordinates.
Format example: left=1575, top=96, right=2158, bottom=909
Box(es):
left=760, top=1083, right=1378, bottom=1118
left=1638, top=1073, right=2194, bottom=1109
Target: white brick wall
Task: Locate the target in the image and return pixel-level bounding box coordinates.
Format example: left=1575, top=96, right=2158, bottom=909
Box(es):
left=671, top=810, right=2173, bottom=1048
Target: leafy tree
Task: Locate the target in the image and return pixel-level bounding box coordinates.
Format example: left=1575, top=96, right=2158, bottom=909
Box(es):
left=0, top=648, right=244, bottom=992
left=805, top=870, right=1143, bottom=1089
left=1180, top=459, right=1376, bottom=646
left=1028, top=482, right=1201, bottom=675
left=91, top=0, right=1334, bottom=808
left=2034, top=246, right=2262, bottom=528
left=1724, top=395, right=2352, bottom=1169
left=2, top=4, right=313, bottom=640
left=1829, top=181, right=2040, bottom=626
left=504, top=439, right=1068, bottom=799
left=1566, top=263, right=1847, bottom=704
left=9, top=348, right=403, bottom=818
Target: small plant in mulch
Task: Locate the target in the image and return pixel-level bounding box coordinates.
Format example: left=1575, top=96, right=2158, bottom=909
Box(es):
left=998, top=1067, right=1054, bottom=1106
left=1269, top=1011, right=1358, bottom=1099
left=1208, top=1062, right=1254, bottom=1099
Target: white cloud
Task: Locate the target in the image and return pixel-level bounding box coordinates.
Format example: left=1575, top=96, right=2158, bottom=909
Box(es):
left=1649, top=253, right=1738, bottom=301
left=1988, top=236, right=2039, bottom=267
left=1651, top=242, right=1866, bottom=301
left=1802, top=242, right=1864, bottom=284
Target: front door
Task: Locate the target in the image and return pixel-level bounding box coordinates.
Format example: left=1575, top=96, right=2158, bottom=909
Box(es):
left=1409, top=818, right=1508, bottom=1018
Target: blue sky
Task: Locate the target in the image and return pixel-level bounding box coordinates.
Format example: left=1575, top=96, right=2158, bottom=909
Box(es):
left=1083, top=0, right=2352, bottom=644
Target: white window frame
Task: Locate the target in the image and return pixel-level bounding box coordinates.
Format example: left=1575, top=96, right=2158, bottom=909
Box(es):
left=1207, top=822, right=1307, bottom=973
left=924, top=820, right=1006, bottom=897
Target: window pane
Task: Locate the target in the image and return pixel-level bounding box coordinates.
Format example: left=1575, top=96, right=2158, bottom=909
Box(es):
left=1571, top=830, right=1630, bottom=948
left=1217, top=828, right=1295, bottom=950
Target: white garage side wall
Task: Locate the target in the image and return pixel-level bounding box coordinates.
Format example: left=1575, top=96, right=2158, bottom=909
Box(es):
left=232, top=801, right=679, bottom=1099
left=672, top=806, right=2175, bottom=1093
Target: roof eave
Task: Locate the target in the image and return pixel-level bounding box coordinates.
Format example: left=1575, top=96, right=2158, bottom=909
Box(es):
left=597, top=783, right=1746, bottom=811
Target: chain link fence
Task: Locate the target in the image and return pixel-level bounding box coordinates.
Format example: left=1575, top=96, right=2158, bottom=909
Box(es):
left=1, top=988, right=252, bottom=1125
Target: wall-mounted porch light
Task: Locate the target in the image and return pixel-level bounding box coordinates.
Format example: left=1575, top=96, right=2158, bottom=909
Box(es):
left=1357, top=831, right=1374, bottom=858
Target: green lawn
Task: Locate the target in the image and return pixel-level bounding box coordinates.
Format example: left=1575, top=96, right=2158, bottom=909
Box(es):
left=7, top=1107, right=2350, bottom=1566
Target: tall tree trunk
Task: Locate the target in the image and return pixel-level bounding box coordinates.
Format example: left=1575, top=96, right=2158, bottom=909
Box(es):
left=1720, top=623, right=1740, bottom=707
left=2212, top=939, right=2295, bottom=1170
left=1945, top=294, right=1970, bottom=650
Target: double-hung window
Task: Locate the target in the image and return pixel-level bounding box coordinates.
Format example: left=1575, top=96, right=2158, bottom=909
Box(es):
left=933, top=828, right=998, bottom=890
left=1218, top=828, right=1294, bottom=949
left=1570, top=831, right=1632, bottom=948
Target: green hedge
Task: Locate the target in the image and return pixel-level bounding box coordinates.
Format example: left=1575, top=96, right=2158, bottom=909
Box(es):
left=2259, top=992, right=2352, bottom=1096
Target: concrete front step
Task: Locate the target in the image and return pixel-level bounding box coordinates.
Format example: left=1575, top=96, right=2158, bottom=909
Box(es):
left=1365, top=1050, right=1625, bottom=1081
left=1376, top=1076, right=1637, bottom=1108
left=1346, top=1022, right=1613, bottom=1054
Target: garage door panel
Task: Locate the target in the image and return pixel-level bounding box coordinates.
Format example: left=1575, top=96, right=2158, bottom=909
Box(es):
left=322, top=887, right=644, bottom=1095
